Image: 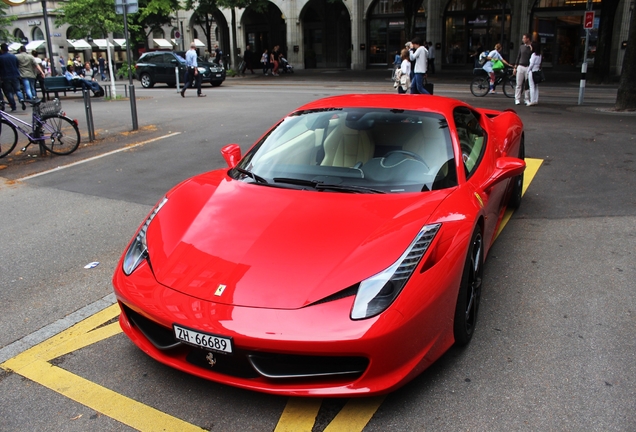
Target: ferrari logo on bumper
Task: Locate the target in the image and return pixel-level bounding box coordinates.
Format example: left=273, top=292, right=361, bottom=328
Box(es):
left=206, top=352, right=217, bottom=367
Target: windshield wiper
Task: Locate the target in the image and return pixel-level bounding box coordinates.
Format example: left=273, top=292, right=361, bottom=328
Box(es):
left=273, top=177, right=385, bottom=194
left=234, top=167, right=268, bottom=184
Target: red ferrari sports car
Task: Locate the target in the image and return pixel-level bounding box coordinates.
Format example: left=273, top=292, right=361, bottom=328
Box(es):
left=113, top=94, right=525, bottom=396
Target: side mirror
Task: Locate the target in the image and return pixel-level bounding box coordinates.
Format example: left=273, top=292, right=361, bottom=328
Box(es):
left=221, top=144, right=242, bottom=168
left=481, top=157, right=525, bottom=191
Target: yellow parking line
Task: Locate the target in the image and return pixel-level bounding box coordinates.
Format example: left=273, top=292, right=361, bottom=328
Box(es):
left=1, top=304, right=204, bottom=432
left=323, top=396, right=386, bottom=432
left=496, top=157, right=543, bottom=238
left=16, top=359, right=204, bottom=432
left=274, top=397, right=323, bottom=432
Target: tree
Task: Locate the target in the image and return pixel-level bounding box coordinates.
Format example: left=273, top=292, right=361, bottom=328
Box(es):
left=185, top=0, right=219, bottom=52
left=55, top=0, right=126, bottom=38
left=403, top=0, right=425, bottom=41
left=615, top=5, right=636, bottom=110
left=133, top=0, right=181, bottom=49
left=591, top=0, right=620, bottom=84
left=0, top=2, right=16, bottom=42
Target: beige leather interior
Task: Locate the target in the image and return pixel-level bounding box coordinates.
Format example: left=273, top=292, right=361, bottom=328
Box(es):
left=403, top=117, right=453, bottom=174
left=320, top=122, right=375, bottom=167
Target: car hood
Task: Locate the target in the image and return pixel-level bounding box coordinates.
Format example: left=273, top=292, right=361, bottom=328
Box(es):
left=147, top=171, right=452, bottom=309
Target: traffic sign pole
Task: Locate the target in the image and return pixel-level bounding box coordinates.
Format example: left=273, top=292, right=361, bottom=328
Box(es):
left=578, top=2, right=594, bottom=105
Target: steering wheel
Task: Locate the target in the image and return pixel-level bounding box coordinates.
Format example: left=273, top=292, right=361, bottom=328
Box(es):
left=383, top=150, right=426, bottom=164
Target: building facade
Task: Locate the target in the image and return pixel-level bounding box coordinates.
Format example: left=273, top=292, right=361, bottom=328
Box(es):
left=4, top=0, right=633, bottom=77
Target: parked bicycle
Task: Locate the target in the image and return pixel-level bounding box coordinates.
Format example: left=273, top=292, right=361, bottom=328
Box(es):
left=470, top=66, right=516, bottom=98
left=0, top=98, right=80, bottom=158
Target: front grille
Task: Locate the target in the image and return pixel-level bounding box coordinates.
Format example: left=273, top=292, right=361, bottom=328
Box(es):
left=122, top=303, right=369, bottom=381
left=122, top=304, right=180, bottom=350
left=247, top=353, right=368, bottom=379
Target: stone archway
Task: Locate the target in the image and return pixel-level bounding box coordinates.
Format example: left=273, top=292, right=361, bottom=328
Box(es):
left=300, top=0, right=351, bottom=68
left=190, top=8, right=230, bottom=55
left=242, top=2, right=286, bottom=59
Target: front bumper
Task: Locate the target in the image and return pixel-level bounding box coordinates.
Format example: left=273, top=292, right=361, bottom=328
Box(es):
left=113, top=257, right=456, bottom=397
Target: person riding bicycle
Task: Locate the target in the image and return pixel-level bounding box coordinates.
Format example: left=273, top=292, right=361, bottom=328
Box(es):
left=482, top=43, right=512, bottom=94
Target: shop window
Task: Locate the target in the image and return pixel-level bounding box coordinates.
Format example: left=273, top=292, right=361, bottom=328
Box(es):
left=32, top=27, right=44, bottom=41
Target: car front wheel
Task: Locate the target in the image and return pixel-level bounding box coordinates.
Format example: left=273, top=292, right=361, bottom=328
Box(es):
left=453, top=225, right=483, bottom=346
left=140, top=73, right=154, bottom=88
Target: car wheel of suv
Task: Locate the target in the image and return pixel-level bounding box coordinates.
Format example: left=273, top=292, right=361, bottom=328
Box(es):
left=140, top=73, right=154, bottom=88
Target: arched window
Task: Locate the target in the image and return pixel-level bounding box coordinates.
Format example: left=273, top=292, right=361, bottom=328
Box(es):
left=32, top=27, right=44, bottom=41
left=14, top=28, right=26, bottom=41
left=152, top=28, right=165, bottom=38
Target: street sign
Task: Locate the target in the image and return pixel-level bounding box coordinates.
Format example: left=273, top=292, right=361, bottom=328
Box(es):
left=114, top=0, right=138, bottom=15
left=584, top=11, right=595, bottom=30
left=174, top=30, right=181, bottom=39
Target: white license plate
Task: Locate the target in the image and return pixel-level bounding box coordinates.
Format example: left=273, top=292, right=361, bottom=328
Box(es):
left=173, top=324, right=233, bottom=354
left=216, top=74, right=222, bottom=77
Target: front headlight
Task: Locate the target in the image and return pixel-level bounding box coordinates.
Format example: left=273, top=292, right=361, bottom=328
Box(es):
left=351, top=223, right=441, bottom=320
left=122, top=197, right=168, bottom=275
left=198, top=67, right=206, bottom=74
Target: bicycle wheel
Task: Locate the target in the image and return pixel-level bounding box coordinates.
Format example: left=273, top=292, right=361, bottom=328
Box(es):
left=503, top=76, right=516, bottom=98
left=470, top=76, right=489, bottom=97
left=0, top=119, right=19, bottom=158
left=39, top=114, right=81, bottom=155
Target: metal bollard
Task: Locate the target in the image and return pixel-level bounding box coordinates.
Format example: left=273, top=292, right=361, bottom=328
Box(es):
left=175, top=67, right=180, bottom=93
left=82, top=88, right=95, bottom=142
left=124, top=84, right=128, bottom=98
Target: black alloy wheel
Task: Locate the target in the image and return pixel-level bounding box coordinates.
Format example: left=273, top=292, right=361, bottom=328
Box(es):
left=453, top=226, right=484, bottom=346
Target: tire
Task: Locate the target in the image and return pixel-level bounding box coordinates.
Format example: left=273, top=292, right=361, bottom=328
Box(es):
left=453, top=225, right=484, bottom=346
left=508, top=137, right=525, bottom=209
left=503, top=76, right=515, bottom=98
left=0, top=119, right=18, bottom=158
left=140, top=73, right=154, bottom=88
left=470, top=77, right=489, bottom=97
left=39, top=114, right=81, bottom=155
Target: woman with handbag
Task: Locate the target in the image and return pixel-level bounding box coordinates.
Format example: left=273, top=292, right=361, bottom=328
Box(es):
left=482, top=43, right=512, bottom=94
left=527, top=42, right=542, bottom=106
left=394, top=48, right=411, bottom=94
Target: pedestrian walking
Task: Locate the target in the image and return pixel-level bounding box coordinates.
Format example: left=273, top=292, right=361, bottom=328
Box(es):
left=0, top=43, right=26, bottom=111
left=395, top=48, right=411, bottom=94
left=408, top=37, right=429, bottom=95
left=98, top=55, right=106, bottom=81
left=513, top=33, right=532, bottom=105
left=32, top=50, right=47, bottom=101
left=16, top=46, right=43, bottom=101
left=242, top=44, right=254, bottom=74
left=526, top=42, right=542, bottom=106
left=261, top=49, right=271, bottom=75
left=181, top=42, right=205, bottom=98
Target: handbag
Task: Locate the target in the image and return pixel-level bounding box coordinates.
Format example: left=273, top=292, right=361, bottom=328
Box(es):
left=492, top=59, right=504, bottom=71
left=532, top=69, right=545, bottom=84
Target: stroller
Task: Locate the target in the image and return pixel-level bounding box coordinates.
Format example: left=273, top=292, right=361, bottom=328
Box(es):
left=279, top=57, right=294, bottom=74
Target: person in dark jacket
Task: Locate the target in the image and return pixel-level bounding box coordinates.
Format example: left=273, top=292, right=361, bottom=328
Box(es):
left=0, top=43, right=26, bottom=111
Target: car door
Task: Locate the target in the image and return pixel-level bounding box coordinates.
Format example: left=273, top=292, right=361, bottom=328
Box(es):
left=454, top=107, right=508, bottom=246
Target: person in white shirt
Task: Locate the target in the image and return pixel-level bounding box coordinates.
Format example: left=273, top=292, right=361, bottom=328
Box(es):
left=395, top=48, right=411, bottom=94
left=408, top=37, right=429, bottom=95
left=181, top=42, right=205, bottom=97
left=526, top=41, right=542, bottom=106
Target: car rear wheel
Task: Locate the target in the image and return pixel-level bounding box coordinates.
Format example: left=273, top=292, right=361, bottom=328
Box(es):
left=453, top=226, right=483, bottom=346
left=470, top=77, right=489, bottom=97
left=508, top=137, right=525, bottom=209
left=140, top=73, right=154, bottom=88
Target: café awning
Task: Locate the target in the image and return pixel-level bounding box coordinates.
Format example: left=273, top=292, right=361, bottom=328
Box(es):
left=153, top=38, right=174, bottom=49
left=68, top=39, right=92, bottom=50
left=25, top=40, right=46, bottom=51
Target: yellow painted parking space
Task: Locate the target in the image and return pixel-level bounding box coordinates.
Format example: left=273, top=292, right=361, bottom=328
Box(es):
left=1, top=158, right=542, bottom=431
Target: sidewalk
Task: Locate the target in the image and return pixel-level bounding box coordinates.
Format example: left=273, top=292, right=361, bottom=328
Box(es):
left=227, top=66, right=618, bottom=88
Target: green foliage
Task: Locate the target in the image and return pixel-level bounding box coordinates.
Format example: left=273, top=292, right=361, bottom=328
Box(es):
left=55, top=0, right=126, bottom=37
left=116, top=60, right=137, bottom=79
left=0, top=2, right=17, bottom=41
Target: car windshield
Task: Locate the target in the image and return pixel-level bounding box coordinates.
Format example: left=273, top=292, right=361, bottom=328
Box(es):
left=233, top=108, right=457, bottom=193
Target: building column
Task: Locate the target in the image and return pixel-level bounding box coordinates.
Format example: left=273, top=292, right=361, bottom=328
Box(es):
left=426, top=0, right=443, bottom=71
left=285, top=1, right=303, bottom=69
left=614, top=0, right=633, bottom=75
left=351, top=0, right=365, bottom=70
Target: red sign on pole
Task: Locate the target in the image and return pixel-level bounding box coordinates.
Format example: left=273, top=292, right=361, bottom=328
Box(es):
left=584, top=11, right=595, bottom=30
